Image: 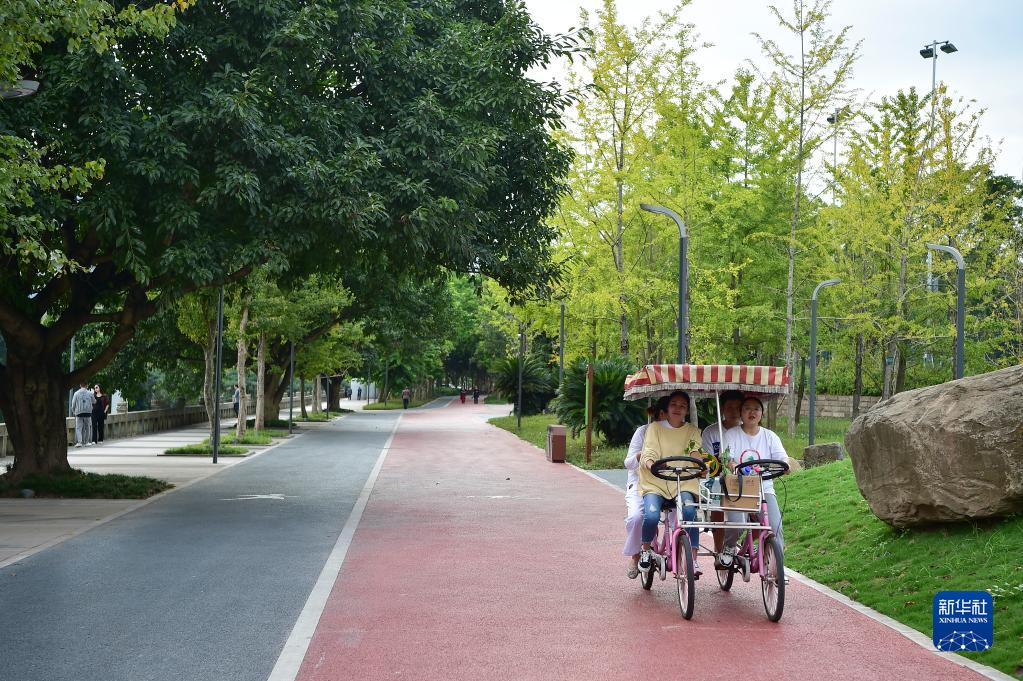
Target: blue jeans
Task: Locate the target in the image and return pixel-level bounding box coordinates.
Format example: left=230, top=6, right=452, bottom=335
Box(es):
left=642, top=492, right=698, bottom=548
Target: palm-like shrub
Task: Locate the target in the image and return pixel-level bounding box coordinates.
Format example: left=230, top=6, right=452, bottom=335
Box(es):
left=492, top=356, right=555, bottom=415
left=555, top=357, right=646, bottom=446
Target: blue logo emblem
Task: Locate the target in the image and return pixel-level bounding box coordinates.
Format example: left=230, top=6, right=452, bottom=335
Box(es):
left=933, top=591, right=993, bottom=652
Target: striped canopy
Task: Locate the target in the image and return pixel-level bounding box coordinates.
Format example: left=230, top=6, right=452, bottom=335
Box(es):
left=623, top=364, right=790, bottom=401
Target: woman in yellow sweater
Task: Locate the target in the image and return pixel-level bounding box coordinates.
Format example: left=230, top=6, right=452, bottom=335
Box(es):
left=638, top=390, right=705, bottom=576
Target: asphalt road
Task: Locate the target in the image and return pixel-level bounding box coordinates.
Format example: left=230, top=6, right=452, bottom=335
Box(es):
left=0, top=411, right=398, bottom=681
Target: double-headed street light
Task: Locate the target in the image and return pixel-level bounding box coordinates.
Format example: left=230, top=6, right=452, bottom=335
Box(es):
left=826, top=108, right=842, bottom=203
left=808, top=279, right=841, bottom=446
left=640, top=203, right=688, bottom=364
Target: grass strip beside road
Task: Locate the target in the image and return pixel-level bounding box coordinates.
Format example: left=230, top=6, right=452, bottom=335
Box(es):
left=364, top=398, right=432, bottom=410
left=783, top=459, right=1022, bottom=677
left=0, top=470, right=172, bottom=499
left=161, top=443, right=248, bottom=457
left=489, top=413, right=627, bottom=470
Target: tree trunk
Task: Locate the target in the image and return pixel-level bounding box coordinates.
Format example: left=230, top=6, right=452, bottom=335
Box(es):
left=328, top=376, right=343, bottom=411
left=852, top=333, right=864, bottom=417
left=312, top=373, right=321, bottom=413
left=235, top=304, right=249, bottom=439
left=0, top=352, right=73, bottom=481
left=255, top=331, right=267, bottom=430
left=300, top=375, right=308, bottom=419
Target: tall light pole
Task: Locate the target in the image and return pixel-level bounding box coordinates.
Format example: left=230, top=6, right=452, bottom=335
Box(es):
left=640, top=203, right=688, bottom=363
left=211, top=286, right=225, bottom=464
left=920, top=40, right=957, bottom=295
left=559, top=300, right=565, bottom=390
left=516, top=322, right=525, bottom=431
left=808, top=279, right=841, bottom=446
left=288, top=341, right=295, bottom=434
left=927, top=243, right=965, bottom=379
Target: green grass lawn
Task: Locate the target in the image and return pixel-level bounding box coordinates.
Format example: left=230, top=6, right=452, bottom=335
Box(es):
left=488, top=413, right=628, bottom=469
left=161, top=443, right=249, bottom=456
left=298, top=411, right=331, bottom=422
left=782, top=459, right=1022, bottom=677
left=0, top=470, right=172, bottom=499
left=483, top=394, right=513, bottom=405
left=365, top=397, right=433, bottom=410
left=776, top=416, right=852, bottom=458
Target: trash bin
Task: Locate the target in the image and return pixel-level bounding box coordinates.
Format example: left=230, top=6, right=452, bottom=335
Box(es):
left=546, top=424, right=566, bottom=463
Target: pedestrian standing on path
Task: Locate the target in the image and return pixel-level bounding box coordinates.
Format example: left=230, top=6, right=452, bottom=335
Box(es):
left=402, top=387, right=411, bottom=409
left=91, top=384, right=110, bottom=444
left=71, top=381, right=95, bottom=447
left=472, top=386, right=480, bottom=404
left=357, top=386, right=362, bottom=400
left=232, top=384, right=240, bottom=418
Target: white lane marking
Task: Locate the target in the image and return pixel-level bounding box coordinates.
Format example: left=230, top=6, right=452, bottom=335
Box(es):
left=220, top=494, right=294, bottom=501
left=266, top=412, right=402, bottom=681
left=570, top=463, right=1012, bottom=681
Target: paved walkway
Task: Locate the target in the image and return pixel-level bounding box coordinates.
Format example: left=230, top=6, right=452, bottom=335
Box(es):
left=292, top=400, right=994, bottom=681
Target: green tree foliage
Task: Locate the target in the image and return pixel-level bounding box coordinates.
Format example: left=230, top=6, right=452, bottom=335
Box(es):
left=0, top=0, right=576, bottom=479
left=554, top=358, right=645, bottom=446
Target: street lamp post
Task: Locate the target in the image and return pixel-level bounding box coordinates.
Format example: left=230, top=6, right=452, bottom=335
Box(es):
left=920, top=40, right=957, bottom=295
left=926, top=243, right=965, bottom=379
left=559, top=300, right=565, bottom=390
left=288, top=341, right=295, bottom=434
left=516, top=322, right=525, bottom=431
left=211, top=285, right=225, bottom=464
left=640, top=204, right=688, bottom=363
left=808, top=279, right=841, bottom=446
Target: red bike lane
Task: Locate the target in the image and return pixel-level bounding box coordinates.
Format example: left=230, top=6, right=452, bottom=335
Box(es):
left=295, top=402, right=990, bottom=681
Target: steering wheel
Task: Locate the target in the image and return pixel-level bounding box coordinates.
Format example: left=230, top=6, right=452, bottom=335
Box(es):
left=733, top=458, right=789, bottom=481
left=651, top=456, right=707, bottom=482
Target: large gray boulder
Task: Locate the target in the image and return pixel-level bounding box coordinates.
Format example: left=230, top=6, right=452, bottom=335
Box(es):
left=845, top=365, right=1023, bottom=527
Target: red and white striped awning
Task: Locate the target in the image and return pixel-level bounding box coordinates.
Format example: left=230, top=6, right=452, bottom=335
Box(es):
left=623, top=364, right=790, bottom=400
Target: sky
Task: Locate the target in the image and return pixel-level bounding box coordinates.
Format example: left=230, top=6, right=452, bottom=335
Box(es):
left=523, top=0, right=1023, bottom=178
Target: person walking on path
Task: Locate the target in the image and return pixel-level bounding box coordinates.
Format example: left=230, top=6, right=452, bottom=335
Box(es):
left=401, top=387, right=411, bottom=409
left=71, top=381, right=95, bottom=447
left=232, top=384, right=240, bottom=418
left=472, top=386, right=480, bottom=404
left=91, top=384, right=110, bottom=444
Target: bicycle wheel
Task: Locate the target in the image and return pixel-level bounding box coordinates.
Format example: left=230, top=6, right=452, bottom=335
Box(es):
left=675, top=534, right=695, bottom=619
left=716, top=560, right=734, bottom=592
left=761, top=535, right=785, bottom=622
left=642, top=563, right=655, bottom=591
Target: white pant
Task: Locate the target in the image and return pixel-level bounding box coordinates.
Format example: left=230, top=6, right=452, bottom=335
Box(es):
left=75, top=416, right=92, bottom=445
left=724, top=492, right=783, bottom=549
left=623, top=493, right=677, bottom=556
